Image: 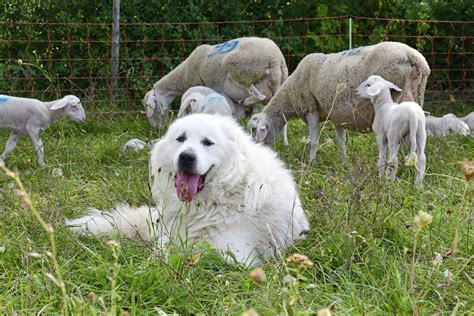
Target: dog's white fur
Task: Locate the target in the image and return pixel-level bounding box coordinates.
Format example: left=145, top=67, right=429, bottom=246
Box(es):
left=67, top=114, right=309, bottom=266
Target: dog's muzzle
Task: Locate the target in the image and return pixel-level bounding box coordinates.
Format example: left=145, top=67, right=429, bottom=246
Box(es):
left=178, top=150, right=197, bottom=174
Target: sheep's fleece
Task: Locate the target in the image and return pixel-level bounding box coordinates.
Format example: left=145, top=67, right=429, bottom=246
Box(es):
left=144, top=37, right=288, bottom=127
left=66, top=114, right=309, bottom=266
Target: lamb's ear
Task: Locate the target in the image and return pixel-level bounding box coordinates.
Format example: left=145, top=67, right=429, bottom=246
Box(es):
left=178, top=99, right=192, bottom=117
left=50, top=97, right=69, bottom=110
left=244, top=175, right=268, bottom=216
left=366, top=82, right=383, bottom=97
left=387, top=81, right=402, bottom=92
left=255, top=124, right=268, bottom=142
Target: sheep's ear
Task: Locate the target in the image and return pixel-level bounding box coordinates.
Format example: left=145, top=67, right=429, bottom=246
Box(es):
left=387, top=81, right=402, bottom=92
left=50, top=97, right=69, bottom=110
left=366, top=82, right=382, bottom=97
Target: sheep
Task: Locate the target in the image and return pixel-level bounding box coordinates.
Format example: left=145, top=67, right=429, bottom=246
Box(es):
left=460, top=112, right=474, bottom=136
left=253, top=41, right=430, bottom=163
left=0, top=95, right=85, bottom=167
left=143, top=37, right=288, bottom=127
left=355, top=75, right=426, bottom=185
left=249, top=112, right=289, bottom=146
left=425, top=114, right=470, bottom=137
left=178, top=86, right=233, bottom=117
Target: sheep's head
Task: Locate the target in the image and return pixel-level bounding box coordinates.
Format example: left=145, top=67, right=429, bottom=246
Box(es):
left=248, top=112, right=263, bottom=137
left=51, top=95, right=86, bottom=123
left=143, top=89, right=167, bottom=128
left=356, top=75, right=402, bottom=101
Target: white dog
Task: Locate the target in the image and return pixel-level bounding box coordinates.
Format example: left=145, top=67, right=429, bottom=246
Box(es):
left=67, top=114, right=309, bottom=266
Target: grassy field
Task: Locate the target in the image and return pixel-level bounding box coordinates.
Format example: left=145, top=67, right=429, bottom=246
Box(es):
left=0, top=110, right=472, bottom=315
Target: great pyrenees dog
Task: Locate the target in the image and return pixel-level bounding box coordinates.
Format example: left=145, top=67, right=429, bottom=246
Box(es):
left=67, top=114, right=309, bottom=266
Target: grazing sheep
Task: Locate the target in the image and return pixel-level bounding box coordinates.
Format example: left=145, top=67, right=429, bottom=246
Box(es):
left=253, top=41, right=430, bottom=163
left=249, top=112, right=289, bottom=146
left=425, top=114, right=470, bottom=137
left=143, top=37, right=288, bottom=127
left=0, top=95, right=85, bottom=167
left=460, top=112, right=474, bottom=136
left=356, top=75, right=426, bottom=185
left=178, top=86, right=233, bottom=117
left=120, top=138, right=148, bottom=155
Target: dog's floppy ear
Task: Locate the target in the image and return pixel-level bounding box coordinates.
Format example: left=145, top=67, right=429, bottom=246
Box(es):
left=244, top=175, right=268, bottom=216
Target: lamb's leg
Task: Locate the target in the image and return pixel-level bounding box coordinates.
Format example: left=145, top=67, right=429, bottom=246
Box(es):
left=375, top=134, right=387, bottom=178
left=26, top=128, right=45, bottom=168
left=241, top=84, right=268, bottom=107
left=306, top=112, right=320, bottom=164
left=386, top=137, right=400, bottom=181
left=335, top=126, right=347, bottom=161
left=415, top=132, right=427, bottom=186
left=1, top=133, right=21, bottom=162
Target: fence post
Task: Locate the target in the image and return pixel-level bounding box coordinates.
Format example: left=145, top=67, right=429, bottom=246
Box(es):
left=348, top=15, right=352, bottom=49
left=111, top=0, right=120, bottom=97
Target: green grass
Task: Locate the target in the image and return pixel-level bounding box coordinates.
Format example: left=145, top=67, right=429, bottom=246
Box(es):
left=0, top=110, right=472, bottom=315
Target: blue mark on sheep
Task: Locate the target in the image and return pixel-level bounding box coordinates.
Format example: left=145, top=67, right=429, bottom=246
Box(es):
left=0, top=95, right=11, bottom=104
left=207, top=40, right=239, bottom=58
left=341, top=46, right=366, bottom=57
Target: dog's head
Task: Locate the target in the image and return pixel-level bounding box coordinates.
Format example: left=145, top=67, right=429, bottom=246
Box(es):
left=151, top=114, right=245, bottom=203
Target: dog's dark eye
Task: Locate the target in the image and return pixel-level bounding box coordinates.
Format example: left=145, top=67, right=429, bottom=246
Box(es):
left=176, top=134, right=186, bottom=143
left=202, top=138, right=214, bottom=146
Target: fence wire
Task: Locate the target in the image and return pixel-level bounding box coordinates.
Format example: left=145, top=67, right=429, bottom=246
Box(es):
left=0, top=16, right=472, bottom=112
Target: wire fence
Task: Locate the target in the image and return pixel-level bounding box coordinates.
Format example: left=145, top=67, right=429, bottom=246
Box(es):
left=0, top=16, right=472, bottom=113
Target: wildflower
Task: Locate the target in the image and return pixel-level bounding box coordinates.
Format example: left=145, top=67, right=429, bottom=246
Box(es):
left=317, top=308, right=332, bottom=316
left=107, top=240, right=120, bottom=248
left=249, top=267, right=265, bottom=284
left=443, top=269, right=453, bottom=281
left=17, top=59, right=23, bottom=65
left=413, top=210, right=432, bottom=233
left=458, top=160, right=474, bottom=181
left=52, top=167, right=63, bottom=178
left=282, top=274, right=297, bottom=284
left=87, top=291, right=96, bottom=304
left=431, top=252, right=442, bottom=267
left=242, top=308, right=259, bottom=316
left=286, top=253, right=314, bottom=268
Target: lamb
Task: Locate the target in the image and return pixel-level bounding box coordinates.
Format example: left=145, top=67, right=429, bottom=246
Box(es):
left=356, top=75, right=426, bottom=185
left=253, top=41, right=430, bottom=163
left=461, top=112, right=474, bottom=136
left=178, top=86, right=233, bottom=117
left=143, top=37, right=288, bottom=127
left=0, top=95, right=86, bottom=167
left=425, top=114, right=470, bottom=137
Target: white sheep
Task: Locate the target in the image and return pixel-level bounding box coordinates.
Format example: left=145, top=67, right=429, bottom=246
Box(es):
left=0, top=95, right=86, bottom=167
left=461, top=112, right=474, bottom=136
left=178, top=86, right=233, bottom=117
left=425, top=113, right=470, bottom=137
left=248, top=112, right=289, bottom=146
left=253, top=41, right=430, bottom=163
left=143, top=37, right=288, bottom=127
left=356, top=75, right=426, bottom=185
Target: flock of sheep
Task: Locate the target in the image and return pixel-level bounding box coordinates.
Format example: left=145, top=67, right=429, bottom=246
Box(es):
left=1, top=37, right=473, bottom=186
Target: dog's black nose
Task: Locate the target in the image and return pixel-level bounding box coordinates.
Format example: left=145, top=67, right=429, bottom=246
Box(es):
left=178, top=151, right=196, bottom=172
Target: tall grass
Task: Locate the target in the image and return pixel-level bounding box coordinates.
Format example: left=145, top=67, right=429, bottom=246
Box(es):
left=0, top=111, right=472, bottom=314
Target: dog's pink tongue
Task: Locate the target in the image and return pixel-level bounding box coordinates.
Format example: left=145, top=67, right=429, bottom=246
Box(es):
left=175, top=172, right=201, bottom=202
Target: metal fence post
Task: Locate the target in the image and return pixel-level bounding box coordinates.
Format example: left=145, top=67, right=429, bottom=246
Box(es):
left=111, top=0, right=120, bottom=98
left=348, top=15, right=352, bottom=49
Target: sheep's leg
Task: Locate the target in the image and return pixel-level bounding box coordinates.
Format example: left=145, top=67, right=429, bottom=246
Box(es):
left=241, top=84, right=268, bottom=107
left=306, top=112, right=320, bottom=164
left=386, top=138, right=400, bottom=181
left=375, top=134, right=387, bottom=178
left=283, top=124, right=289, bottom=146
left=335, top=126, right=347, bottom=161
left=1, top=133, right=21, bottom=161
left=26, top=128, right=45, bottom=168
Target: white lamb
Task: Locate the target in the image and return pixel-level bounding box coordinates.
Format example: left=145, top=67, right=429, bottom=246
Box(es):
left=143, top=37, right=288, bottom=127
left=0, top=95, right=86, bottom=167
left=356, top=75, right=426, bottom=186
left=425, top=113, right=470, bottom=137
left=178, top=86, right=233, bottom=117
